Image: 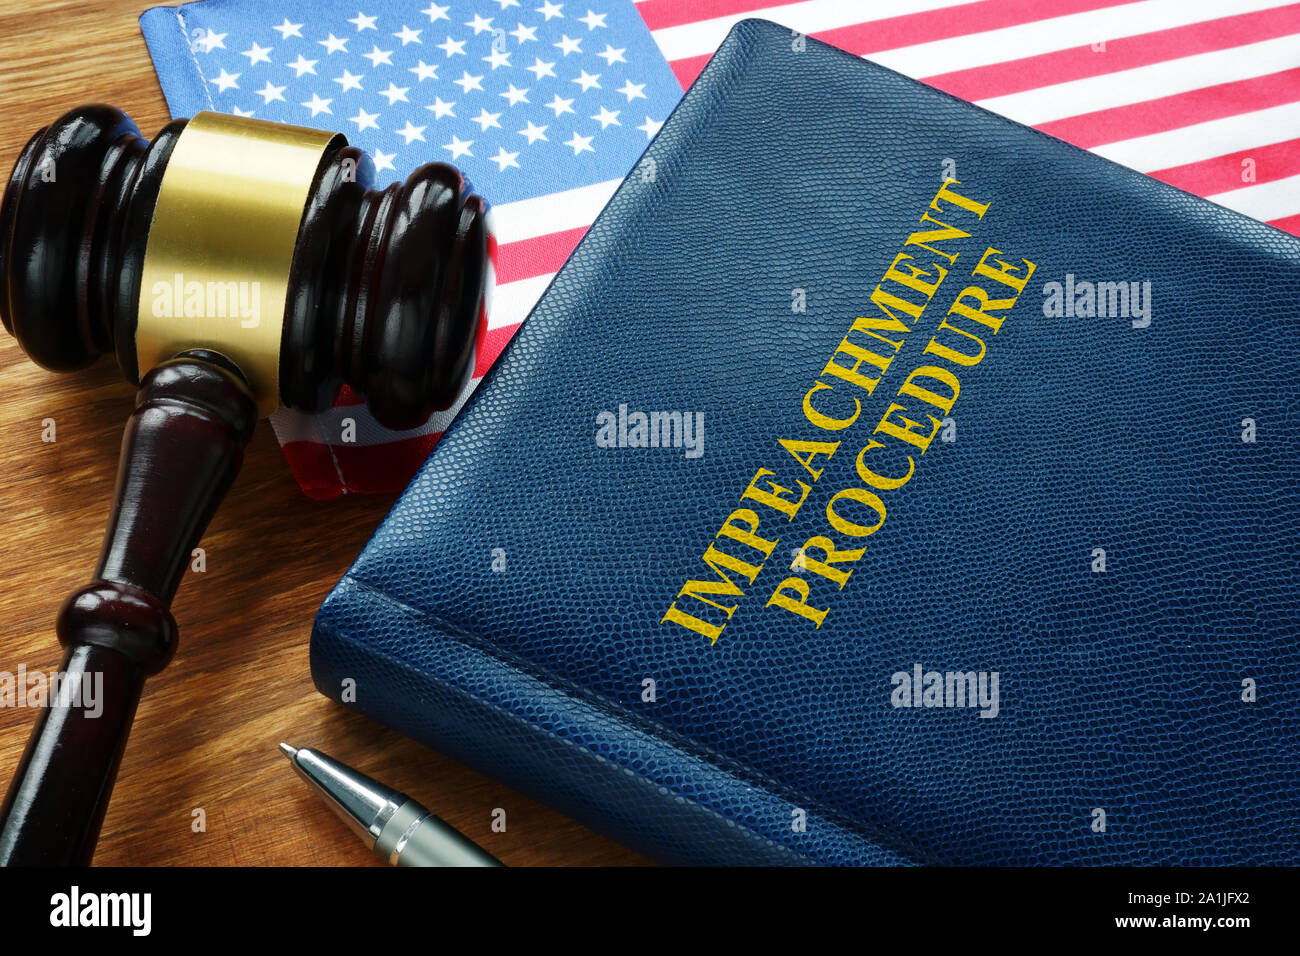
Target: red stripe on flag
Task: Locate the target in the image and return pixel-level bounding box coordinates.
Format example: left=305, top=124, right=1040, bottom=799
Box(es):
left=1035, top=69, right=1300, bottom=149
left=280, top=439, right=349, bottom=499
left=495, top=226, right=588, bottom=283
left=1267, top=212, right=1300, bottom=235
left=923, top=4, right=1300, bottom=102
left=637, top=0, right=783, bottom=31
left=666, top=0, right=1139, bottom=87
left=476, top=322, right=524, bottom=378
left=669, top=56, right=705, bottom=88
left=820, top=0, right=1138, bottom=56
left=1148, top=139, right=1300, bottom=196
left=282, top=434, right=443, bottom=499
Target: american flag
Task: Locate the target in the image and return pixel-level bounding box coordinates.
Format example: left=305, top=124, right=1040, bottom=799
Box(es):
left=143, top=0, right=1300, bottom=498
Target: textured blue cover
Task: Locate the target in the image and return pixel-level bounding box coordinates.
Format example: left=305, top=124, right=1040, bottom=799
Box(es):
left=311, top=19, right=1300, bottom=865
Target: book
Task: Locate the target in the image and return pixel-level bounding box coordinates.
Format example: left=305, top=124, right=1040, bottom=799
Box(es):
left=310, top=19, right=1300, bottom=865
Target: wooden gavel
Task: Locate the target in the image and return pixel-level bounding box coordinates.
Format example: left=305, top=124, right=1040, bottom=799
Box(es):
left=0, top=105, right=488, bottom=865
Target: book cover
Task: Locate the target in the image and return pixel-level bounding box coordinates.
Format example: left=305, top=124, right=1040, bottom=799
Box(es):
left=311, top=19, right=1300, bottom=865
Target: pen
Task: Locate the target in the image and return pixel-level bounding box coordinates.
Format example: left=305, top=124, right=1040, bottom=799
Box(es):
left=280, top=743, right=504, bottom=867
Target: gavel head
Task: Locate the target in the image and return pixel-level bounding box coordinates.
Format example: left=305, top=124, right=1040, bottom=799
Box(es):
left=0, top=104, right=488, bottom=429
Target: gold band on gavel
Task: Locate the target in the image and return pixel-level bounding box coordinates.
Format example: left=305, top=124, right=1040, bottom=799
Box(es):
left=136, top=111, right=340, bottom=416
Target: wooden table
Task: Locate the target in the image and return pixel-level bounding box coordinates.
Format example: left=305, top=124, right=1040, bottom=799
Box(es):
left=0, top=0, right=648, bottom=867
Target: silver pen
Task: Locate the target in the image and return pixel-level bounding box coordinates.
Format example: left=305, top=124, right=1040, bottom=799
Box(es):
left=280, top=743, right=504, bottom=867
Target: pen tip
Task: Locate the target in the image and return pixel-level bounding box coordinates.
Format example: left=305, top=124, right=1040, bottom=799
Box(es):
left=279, top=742, right=298, bottom=761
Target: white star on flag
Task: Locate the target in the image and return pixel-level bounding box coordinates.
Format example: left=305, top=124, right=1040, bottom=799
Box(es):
left=454, top=71, right=484, bottom=92
left=591, top=106, right=619, bottom=129
left=545, top=93, right=574, bottom=116
left=426, top=96, right=456, bottom=119
left=257, top=81, right=286, bottom=103
left=564, top=131, right=594, bottom=154
left=500, top=83, right=530, bottom=105
left=242, top=42, right=272, bottom=65
left=286, top=54, right=317, bottom=77
left=472, top=108, right=503, bottom=130
left=213, top=68, right=240, bottom=91
left=199, top=30, right=227, bottom=52
left=350, top=108, right=381, bottom=131
left=302, top=93, right=332, bottom=116
left=518, top=120, right=548, bottom=143
left=443, top=135, right=473, bottom=159
left=438, top=36, right=467, bottom=57
left=395, top=121, right=427, bottom=144
left=335, top=70, right=364, bottom=92
left=637, top=115, right=663, bottom=138
left=490, top=147, right=521, bottom=170
left=527, top=58, right=556, bottom=80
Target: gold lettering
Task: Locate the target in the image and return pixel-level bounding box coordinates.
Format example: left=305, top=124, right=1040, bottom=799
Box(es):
left=766, top=576, right=829, bottom=628
left=779, top=438, right=840, bottom=482
left=880, top=251, right=948, bottom=301
left=855, top=440, right=916, bottom=490
left=820, top=331, right=895, bottom=394
left=922, top=316, right=987, bottom=367
left=904, top=211, right=970, bottom=265
left=741, top=468, right=810, bottom=520
left=793, top=536, right=865, bottom=588
left=930, top=179, right=990, bottom=220
left=803, top=381, right=861, bottom=431
left=897, top=364, right=960, bottom=416
left=826, top=486, right=888, bottom=538
left=972, top=246, right=1036, bottom=293
left=874, top=402, right=942, bottom=454
left=716, top=508, right=778, bottom=560
left=869, top=284, right=927, bottom=323
left=947, top=285, right=1018, bottom=333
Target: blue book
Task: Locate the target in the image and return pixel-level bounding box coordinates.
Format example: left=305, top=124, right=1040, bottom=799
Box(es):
left=310, top=19, right=1300, bottom=866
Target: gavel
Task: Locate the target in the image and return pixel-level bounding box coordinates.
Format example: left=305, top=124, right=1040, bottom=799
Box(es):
left=0, top=105, right=488, bottom=865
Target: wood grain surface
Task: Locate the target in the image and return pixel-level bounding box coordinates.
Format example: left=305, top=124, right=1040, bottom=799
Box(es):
left=0, top=0, right=648, bottom=867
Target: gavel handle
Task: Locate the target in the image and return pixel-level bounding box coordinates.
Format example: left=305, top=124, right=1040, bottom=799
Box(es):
left=0, top=353, right=257, bottom=865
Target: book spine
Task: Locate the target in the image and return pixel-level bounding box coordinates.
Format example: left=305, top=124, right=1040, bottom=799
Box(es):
left=310, top=575, right=924, bottom=866
left=138, top=3, right=218, bottom=117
